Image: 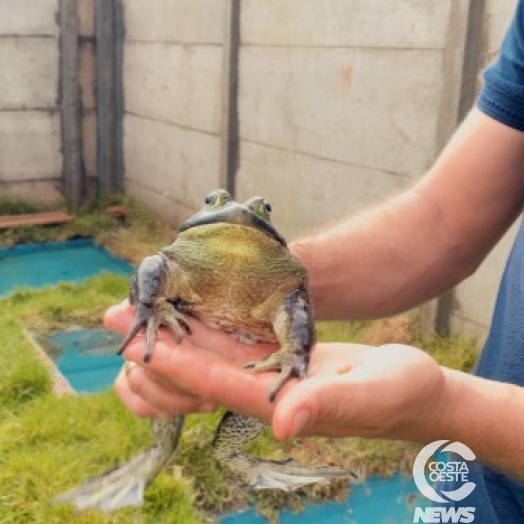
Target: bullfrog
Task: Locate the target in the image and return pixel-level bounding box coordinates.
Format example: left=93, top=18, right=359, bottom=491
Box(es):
left=53, top=190, right=349, bottom=513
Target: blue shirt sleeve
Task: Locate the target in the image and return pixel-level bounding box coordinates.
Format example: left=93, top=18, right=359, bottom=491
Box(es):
left=477, top=0, right=524, bottom=131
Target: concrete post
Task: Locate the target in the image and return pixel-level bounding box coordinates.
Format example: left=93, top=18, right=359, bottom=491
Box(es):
left=60, top=0, right=84, bottom=208
left=219, top=0, right=241, bottom=196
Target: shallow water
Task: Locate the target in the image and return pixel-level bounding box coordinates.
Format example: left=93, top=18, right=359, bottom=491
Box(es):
left=0, top=238, right=133, bottom=297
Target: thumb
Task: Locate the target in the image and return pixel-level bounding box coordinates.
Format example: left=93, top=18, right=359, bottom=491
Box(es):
left=272, top=375, right=367, bottom=440
left=271, top=379, right=324, bottom=441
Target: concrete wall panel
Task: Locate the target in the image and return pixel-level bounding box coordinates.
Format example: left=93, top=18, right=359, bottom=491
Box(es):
left=125, top=0, right=223, bottom=43
left=241, top=0, right=451, bottom=49
left=0, top=37, right=59, bottom=109
left=124, top=42, right=222, bottom=133
left=124, top=114, right=221, bottom=224
left=0, top=111, right=61, bottom=180
left=0, top=0, right=58, bottom=36
left=485, top=0, right=517, bottom=58
left=239, top=47, right=442, bottom=176
left=0, top=180, right=62, bottom=203
left=236, top=141, right=411, bottom=239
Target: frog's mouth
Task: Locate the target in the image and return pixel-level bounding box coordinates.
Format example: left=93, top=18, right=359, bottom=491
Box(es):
left=178, top=203, right=287, bottom=246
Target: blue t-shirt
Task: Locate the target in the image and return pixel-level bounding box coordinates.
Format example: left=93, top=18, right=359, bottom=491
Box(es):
left=435, top=2, right=524, bottom=522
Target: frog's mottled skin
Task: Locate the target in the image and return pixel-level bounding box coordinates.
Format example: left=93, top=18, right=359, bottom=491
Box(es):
left=53, top=190, right=348, bottom=513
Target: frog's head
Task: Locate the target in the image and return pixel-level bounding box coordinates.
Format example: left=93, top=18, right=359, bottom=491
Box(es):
left=178, top=189, right=286, bottom=246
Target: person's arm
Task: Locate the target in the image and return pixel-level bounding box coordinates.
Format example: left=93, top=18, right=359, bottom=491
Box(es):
left=293, top=108, right=524, bottom=319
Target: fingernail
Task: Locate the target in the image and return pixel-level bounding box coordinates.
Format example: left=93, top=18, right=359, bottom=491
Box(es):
left=289, top=409, right=310, bottom=438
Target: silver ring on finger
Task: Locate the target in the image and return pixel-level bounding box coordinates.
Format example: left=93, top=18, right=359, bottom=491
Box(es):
left=124, top=360, right=138, bottom=379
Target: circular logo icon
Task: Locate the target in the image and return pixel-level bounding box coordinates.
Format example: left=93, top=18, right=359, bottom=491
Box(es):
left=413, top=440, right=476, bottom=503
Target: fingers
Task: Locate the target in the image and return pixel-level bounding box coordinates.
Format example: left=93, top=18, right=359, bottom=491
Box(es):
left=114, top=367, right=170, bottom=419
left=120, top=337, right=278, bottom=422
left=106, top=303, right=282, bottom=422
left=114, top=364, right=217, bottom=419
left=272, top=374, right=382, bottom=440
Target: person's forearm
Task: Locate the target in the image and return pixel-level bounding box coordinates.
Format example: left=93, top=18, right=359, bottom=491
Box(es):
left=291, top=188, right=465, bottom=319
left=433, top=369, right=524, bottom=481
left=291, top=109, right=524, bottom=320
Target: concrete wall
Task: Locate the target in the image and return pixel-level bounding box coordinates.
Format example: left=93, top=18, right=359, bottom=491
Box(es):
left=123, top=0, right=225, bottom=224
left=122, top=1, right=462, bottom=237
left=0, top=0, right=98, bottom=205
left=234, top=1, right=459, bottom=237
left=0, top=0, right=62, bottom=202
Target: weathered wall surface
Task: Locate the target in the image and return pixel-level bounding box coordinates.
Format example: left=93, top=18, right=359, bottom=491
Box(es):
left=122, top=0, right=225, bottom=224
left=0, top=0, right=62, bottom=202
left=234, top=0, right=458, bottom=237
left=0, top=0, right=98, bottom=206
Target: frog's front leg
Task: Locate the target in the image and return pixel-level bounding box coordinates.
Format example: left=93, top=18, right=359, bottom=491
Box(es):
left=117, top=254, right=198, bottom=362
left=246, top=286, right=315, bottom=401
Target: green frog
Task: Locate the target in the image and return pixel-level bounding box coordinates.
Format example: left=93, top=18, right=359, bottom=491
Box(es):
left=53, top=190, right=350, bottom=513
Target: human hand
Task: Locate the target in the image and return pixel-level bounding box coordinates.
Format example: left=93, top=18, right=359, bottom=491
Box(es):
left=107, top=302, right=450, bottom=443
left=108, top=302, right=279, bottom=420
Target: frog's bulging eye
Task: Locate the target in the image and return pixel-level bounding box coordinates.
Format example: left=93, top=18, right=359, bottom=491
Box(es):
left=264, top=202, right=272, bottom=214
left=204, top=189, right=232, bottom=208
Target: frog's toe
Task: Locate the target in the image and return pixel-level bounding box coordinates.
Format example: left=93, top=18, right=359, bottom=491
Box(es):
left=117, top=301, right=190, bottom=362
left=223, top=453, right=355, bottom=492
left=117, top=302, right=152, bottom=356
left=245, top=349, right=307, bottom=401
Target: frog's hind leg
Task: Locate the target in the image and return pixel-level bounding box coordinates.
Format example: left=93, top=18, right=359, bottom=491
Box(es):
left=52, top=417, right=185, bottom=512
left=213, top=412, right=351, bottom=491
left=246, top=286, right=314, bottom=401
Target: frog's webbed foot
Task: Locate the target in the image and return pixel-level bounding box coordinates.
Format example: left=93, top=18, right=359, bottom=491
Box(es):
left=117, top=254, right=191, bottom=362
left=213, top=412, right=355, bottom=492
left=246, top=287, right=314, bottom=401
left=244, top=457, right=358, bottom=492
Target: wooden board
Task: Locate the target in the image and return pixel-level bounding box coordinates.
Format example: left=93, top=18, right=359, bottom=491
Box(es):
left=0, top=212, right=74, bottom=230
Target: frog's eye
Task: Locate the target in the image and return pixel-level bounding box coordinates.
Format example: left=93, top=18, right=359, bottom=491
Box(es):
left=204, top=189, right=231, bottom=208
left=245, top=196, right=272, bottom=221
